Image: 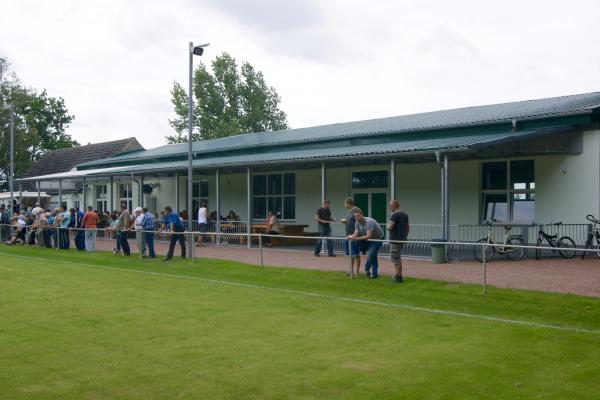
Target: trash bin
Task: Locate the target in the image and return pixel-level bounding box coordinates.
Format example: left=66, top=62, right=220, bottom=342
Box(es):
left=431, top=239, right=447, bottom=264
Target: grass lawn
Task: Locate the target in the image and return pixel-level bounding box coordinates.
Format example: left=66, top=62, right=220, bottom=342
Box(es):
left=1, top=246, right=599, bottom=399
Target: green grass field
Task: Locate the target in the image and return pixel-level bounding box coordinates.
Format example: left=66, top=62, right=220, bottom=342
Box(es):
left=1, top=246, right=599, bottom=399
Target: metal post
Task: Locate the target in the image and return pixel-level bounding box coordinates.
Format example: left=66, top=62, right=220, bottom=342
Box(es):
left=109, top=176, right=114, bottom=211
left=82, top=177, right=87, bottom=210
left=19, top=183, right=22, bottom=211
left=443, top=156, right=449, bottom=241
left=482, top=244, right=487, bottom=295
left=187, top=42, right=195, bottom=258
left=348, top=238, right=354, bottom=279
left=140, top=176, right=144, bottom=208
left=37, top=182, right=41, bottom=205
left=175, top=173, right=179, bottom=213
left=246, top=167, right=251, bottom=248
left=390, top=159, right=396, bottom=202
left=259, top=233, right=264, bottom=268
left=321, top=163, right=326, bottom=204
left=58, top=179, right=62, bottom=209
left=216, top=169, right=221, bottom=246
left=8, top=105, right=14, bottom=217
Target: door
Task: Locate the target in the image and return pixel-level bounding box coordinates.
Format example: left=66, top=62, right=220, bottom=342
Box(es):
left=353, top=192, right=387, bottom=223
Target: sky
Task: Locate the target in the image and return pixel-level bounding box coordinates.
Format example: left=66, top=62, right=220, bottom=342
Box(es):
left=2, top=0, right=600, bottom=149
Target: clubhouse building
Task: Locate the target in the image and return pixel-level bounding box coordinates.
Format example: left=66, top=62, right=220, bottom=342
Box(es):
left=16, top=92, right=600, bottom=247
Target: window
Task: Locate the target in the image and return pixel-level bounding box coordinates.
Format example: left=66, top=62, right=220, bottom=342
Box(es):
left=74, top=200, right=80, bottom=211
left=192, top=180, right=209, bottom=215
left=119, top=183, right=133, bottom=211
left=351, top=171, right=388, bottom=189
left=253, top=173, right=295, bottom=220
left=481, top=160, right=535, bottom=223
left=96, top=185, right=108, bottom=212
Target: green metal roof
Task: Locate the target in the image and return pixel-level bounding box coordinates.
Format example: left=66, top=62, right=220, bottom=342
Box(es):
left=79, top=91, right=600, bottom=169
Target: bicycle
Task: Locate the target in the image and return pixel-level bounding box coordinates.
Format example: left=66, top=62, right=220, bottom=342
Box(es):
left=534, top=222, right=576, bottom=260
left=582, top=215, right=600, bottom=259
left=473, top=220, right=525, bottom=263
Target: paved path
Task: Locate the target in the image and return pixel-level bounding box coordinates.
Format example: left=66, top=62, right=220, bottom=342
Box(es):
left=93, top=237, right=600, bottom=297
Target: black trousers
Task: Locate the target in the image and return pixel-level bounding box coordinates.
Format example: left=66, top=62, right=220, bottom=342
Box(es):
left=166, top=231, right=186, bottom=259
left=119, top=232, right=131, bottom=256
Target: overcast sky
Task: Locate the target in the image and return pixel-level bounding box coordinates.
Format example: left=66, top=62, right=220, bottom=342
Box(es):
left=2, top=0, right=600, bottom=149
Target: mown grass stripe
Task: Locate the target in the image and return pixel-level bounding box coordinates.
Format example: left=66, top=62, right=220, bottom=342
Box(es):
left=2, top=250, right=598, bottom=335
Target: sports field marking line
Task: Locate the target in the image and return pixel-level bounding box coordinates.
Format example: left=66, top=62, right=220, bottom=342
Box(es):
left=1, top=251, right=599, bottom=335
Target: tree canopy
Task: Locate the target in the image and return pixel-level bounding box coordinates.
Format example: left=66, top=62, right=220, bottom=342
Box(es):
left=167, top=52, right=289, bottom=143
left=0, top=57, right=77, bottom=189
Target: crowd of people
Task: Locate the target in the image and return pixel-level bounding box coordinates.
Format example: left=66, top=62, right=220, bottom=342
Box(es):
left=1, top=198, right=410, bottom=280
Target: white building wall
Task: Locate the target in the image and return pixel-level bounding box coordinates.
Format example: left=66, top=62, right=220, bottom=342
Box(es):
left=535, top=130, right=600, bottom=224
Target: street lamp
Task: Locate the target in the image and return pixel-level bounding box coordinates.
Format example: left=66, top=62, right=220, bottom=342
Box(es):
left=187, top=41, right=209, bottom=257
left=2, top=104, right=14, bottom=217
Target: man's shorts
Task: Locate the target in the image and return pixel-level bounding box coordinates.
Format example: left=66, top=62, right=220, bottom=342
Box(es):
left=390, top=242, right=404, bottom=263
left=198, top=223, right=207, bottom=233
left=343, top=239, right=360, bottom=256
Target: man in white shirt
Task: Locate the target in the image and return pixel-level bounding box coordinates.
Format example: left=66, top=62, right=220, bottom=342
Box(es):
left=196, top=201, right=208, bottom=247
left=133, top=207, right=146, bottom=257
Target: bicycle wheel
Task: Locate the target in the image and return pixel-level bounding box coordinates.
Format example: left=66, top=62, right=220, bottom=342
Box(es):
left=473, top=238, right=493, bottom=263
left=557, top=236, right=577, bottom=259
left=582, top=234, right=593, bottom=259
left=506, top=236, right=525, bottom=261
left=535, top=237, right=543, bottom=260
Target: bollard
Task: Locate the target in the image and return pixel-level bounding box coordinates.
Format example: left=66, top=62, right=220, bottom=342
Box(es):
left=482, top=244, right=487, bottom=295
left=259, top=234, right=264, bottom=268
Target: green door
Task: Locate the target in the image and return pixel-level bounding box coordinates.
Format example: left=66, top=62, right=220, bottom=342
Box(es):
left=353, top=193, right=369, bottom=216
left=353, top=192, right=387, bottom=223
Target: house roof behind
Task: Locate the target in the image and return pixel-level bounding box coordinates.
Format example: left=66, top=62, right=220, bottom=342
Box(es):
left=79, top=91, right=600, bottom=168
left=22, top=137, right=143, bottom=179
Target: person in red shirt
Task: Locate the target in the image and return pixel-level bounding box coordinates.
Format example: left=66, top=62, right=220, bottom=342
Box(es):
left=81, top=206, right=100, bottom=252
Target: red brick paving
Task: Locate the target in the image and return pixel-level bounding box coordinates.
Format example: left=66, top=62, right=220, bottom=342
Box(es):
left=93, top=237, right=600, bottom=298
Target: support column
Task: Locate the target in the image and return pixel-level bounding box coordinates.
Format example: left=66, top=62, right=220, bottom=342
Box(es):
left=82, top=177, right=87, bottom=210
left=246, top=167, right=251, bottom=248
left=140, top=176, right=144, bottom=208
left=37, top=182, right=41, bottom=205
left=216, top=169, right=221, bottom=241
left=109, top=176, right=114, bottom=211
left=58, top=179, right=62, bottom=210
left=19, top=183, right=23, bottom=211
left=321, top=163, right=326, bottom=204
left=442, top=156, right=449, bottom=241
left=390, top=159, right=396, bottom=201
left=175, top=173, right=179, bottom=213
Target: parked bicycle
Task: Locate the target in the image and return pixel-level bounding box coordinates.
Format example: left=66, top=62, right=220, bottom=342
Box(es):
left=582, top=215, right=600, bottom=259
left=534, top=222, right=576, bottom=260
left=473, top=220, right=525, bottom=262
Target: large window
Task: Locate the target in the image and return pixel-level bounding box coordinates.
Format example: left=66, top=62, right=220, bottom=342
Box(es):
left=192, top=180, right=209, bottom=215
left=96, top=185, right=108, bottom=212
left=119, top=183, right=133, bottom=211
left=253, top=173, right=295, bottom=220
left=481, top=160, right=535, bottom=223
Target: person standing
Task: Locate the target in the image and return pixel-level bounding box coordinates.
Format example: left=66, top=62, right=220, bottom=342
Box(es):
left=71, top=208, right=85, bottom=251
left=57, top=205, right=71, bottom=249
left=341, top=198, right=361, bottom=275
left=196, top=201, right=208, bottom=247
left=133, top=207, right=146, bottom=257
left=264, top=210, right=281, bottom=247
left=387, top=200, right=410, bottom=283
left=0, top=205, right=9, bottom=241
left=314, top=199, right=335, bottom=257
left=160, top=206, right=186, bottom=261
left=116, top=204, right=131, bottom=256
left=81, top=206, right=100, bottom=252
left=141, top=207, right=156, bottom=258
left=348, top=208, right=385, bottom=279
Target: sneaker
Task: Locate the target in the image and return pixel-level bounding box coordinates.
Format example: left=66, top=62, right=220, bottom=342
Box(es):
left=393, top=275, right=404, bottom=283
left=162, top=257, right=171, bottom=261
left=328, top=254, right=336, bottom=257
left=370, top=274, right=378, bottom=279
left=365, top=270, right=371, bottom=278
left=314, top=253, right=320, bottom=257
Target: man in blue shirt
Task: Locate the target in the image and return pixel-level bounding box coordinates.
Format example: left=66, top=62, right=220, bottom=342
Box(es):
left=141, top=207, right=156, bottom=259
left=58, top=205, right=71, bottom=249
left=160, top=206, right=186, bottom=261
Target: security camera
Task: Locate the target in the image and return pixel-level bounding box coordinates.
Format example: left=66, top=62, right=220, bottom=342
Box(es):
left=193, top=47, right=204, bottom=56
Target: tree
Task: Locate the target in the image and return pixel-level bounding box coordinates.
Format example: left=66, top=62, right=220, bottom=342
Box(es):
left=167, top=52, right=289, bottom=143
left=0, top=57, right=77, bottom=190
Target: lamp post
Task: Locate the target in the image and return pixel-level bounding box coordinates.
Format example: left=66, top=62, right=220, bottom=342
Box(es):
left=187, top=41, right=209, bottom=257
left=2, top=104, right=14, bottom=217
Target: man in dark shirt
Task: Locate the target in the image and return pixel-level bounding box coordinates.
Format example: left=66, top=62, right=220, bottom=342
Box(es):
left=160, top=206, right=186, bottom=261
left=314, top=199, right=335, bottom=257
left=342, top=197, right=361, bottom=274
left=387, top=199, right=410, bottom=283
